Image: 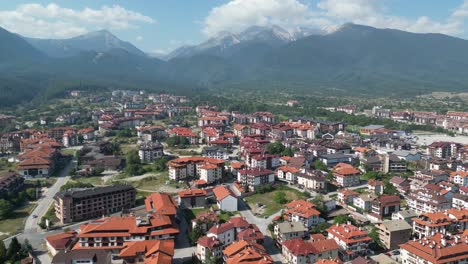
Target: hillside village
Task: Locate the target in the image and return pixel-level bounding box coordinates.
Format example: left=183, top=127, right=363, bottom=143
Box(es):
left=1, top=90, right=468, bottom=264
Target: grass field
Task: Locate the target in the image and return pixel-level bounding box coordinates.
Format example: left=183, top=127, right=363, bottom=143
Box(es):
left=245, top=186, right=306, bottom=217
left=74, top=176, right=106, bottom=186
left=0, top=203, right=35, bottom=240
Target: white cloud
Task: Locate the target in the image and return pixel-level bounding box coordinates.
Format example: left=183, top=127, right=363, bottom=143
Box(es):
left=136, top=36, right=143, bottom=42
left=203, top=0, right=467, bottom=37
left=202, top=0, right=331, bottom=36
left=0, top=3, right=155, bottom=38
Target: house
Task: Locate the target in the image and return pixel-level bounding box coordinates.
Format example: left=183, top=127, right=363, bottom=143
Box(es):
left=367, top=179, right=384, bottom=195
left=223, top=240, right=273, bottom=264
left=337, top=189, right=359, bottom=204
left=169, top=127, right=199, bottom=144
left=197, top=236, right=223, bottom=262
left=412, top=208, right=468, bottom=239
left=353, top=194, right=377, bottom=212
left=237, top=168, right=275, bottom=192
left=118, top=239, right=174, bottom=264
left=326, top=223, right=372, bottom=261
left=202, top=146, right=229, bottom=160
left=375, top=220, right=412, bottom=250
left=168, top=157, right=225, bottom=181
left=144, top=192, right=178, bottom=218
left=276, top=166, right=300, bottom=183
left=333, top=163, right=361, bottom=187
left=178, top=189, right=207, bottom=208
left=274, top=222, right=308, bottom=245
left=213, top=186, right=238, bottom=212
left=297, top=171, right=327, bottom=191
left=427, top=141, right=462, bottom=158
left=74, top=213, right=179, bottom=250
left=138, top=141, right=164, bottom=163
left=282, top=235, right=339, bottom=264
left=389, top=176, right=410, bottom=194
left=284, top=200, right=321, bottom=227
left=45, top=231, right=77, bottom=256
left=391, top=209, right=418, bottom=223
left=78, top=127, right=95, bottom=141
left=360, top=125, right=385, bottom=135
left=400, top=233, right=468, bottom=264
left=207, top=222, right=236, bottom=246
left=370, top=195, right=401, bottom=219
left=452, top=171, right=468, bottom=186
left=407, top=189, right=451, bottom=214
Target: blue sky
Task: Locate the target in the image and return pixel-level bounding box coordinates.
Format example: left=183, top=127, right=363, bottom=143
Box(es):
left=1, top=0, right=468, bottom=54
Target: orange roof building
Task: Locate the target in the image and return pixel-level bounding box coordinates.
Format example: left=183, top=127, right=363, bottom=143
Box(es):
left=326, top=224, right=372, bottom=261
left=145, top=193, right=178, bottom=217
left=75, top=213, right=179, bottom=250
left=223, top=240, right=273, bottom=264
left=168, top=156, right=225, bottom=181
left=400, top=232, right=468, bottom=264
left=119, top=239, right=174, bottom=264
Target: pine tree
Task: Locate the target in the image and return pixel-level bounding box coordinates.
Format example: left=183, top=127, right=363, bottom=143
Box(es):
left=0, top=240, right=6, bottom=262
left=7, top=237, right=21, bottom=262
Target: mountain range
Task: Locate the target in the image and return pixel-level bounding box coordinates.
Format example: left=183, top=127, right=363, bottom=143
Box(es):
left=1, top=23, right=468, bottom=106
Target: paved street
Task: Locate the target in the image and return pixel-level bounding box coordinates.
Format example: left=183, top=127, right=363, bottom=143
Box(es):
left=237, top=198, right=284, bottom=263
left=4, top=160, right=74, bottom=264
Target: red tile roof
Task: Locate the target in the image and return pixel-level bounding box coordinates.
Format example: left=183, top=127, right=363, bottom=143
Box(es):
left=213, top=186, right=235, bottom=201
left=45, top=231, right=77, bottom=250
left=145, top=193, right=178, bottom=216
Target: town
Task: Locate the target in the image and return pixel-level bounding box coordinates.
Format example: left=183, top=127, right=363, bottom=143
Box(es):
left=0, top=89, right=467, bottom=264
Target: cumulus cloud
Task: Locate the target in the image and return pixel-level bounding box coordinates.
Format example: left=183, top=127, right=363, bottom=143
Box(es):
left=0, top=3, right=155, bottom=38
left=202, top=0, right=332, bottom=36
left=203, top=0, right=467, bottom=36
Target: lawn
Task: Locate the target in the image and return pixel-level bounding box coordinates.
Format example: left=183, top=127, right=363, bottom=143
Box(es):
left=61, top=148, right=77, bottom=156
left=0, top=203, right=35, bottom=240
left=74, top=176, right=106, bottom=186
left=124, top=172, right=186, bottom=192
left=245, top=186, right=307, bottom=217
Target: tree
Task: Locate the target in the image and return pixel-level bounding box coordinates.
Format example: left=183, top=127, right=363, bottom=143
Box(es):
left=281, top=147, right=294, bottom=157
left=125, top=149, right=144, bottom=176
left=368, top=226, right=382, bottom=247
left=314, top=160, right=328, bottom=171
left=265, top=142, right=285, bottom=155
left=383, top=181, right=398, bottom=195
left=188, top=225, right=204, bottom=246
left=333, top=215, right=355, bottom=225
left=311, top=195, right=327, bottom=217
left=274, top=191, right=287, bottom=204
left=60, top=182, right=93, bottom=191
left=0, top=199, right=12, bottom=220
left=0, top=240, right=6, bottom=262
left=205, top=249, right=218, bottom=264
left=153, top=157, right=168, bottom=172
left=25, top=188, right=37, bottom=201
left=7, top=237, right=21, bottom=262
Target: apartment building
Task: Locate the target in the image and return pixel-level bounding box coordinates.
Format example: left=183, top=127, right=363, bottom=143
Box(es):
left=138, top=141, right=164, bottom=163
left=168, top=156, right=224, bottom=182
left=0, top=171, right=24, bottom=198
left=326, top=223, right=372, bottom=261
left=54, top=184, right=136, bottom=224
left=375, top=220, right=412, bottom=250
left=237, top=168, right=275, bottom=192
left=400, top=233, right=468, bottom=264
left=412, top=208, right=468, bottom=239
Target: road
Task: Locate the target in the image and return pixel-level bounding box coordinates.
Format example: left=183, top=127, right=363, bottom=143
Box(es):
left=4, top=159, right=74, bottom=264
left=237, top=198, right=284, bottom=263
